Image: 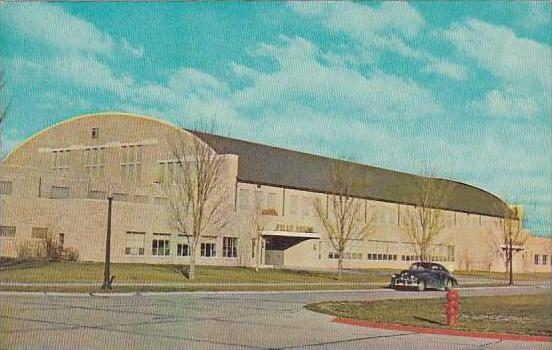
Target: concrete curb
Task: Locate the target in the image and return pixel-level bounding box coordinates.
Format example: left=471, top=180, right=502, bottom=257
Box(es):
left=0, top=284, right=548, bottom=298
left=0, top=288, right=388, bottom=298
left=333, top=317, right=552, bottom=342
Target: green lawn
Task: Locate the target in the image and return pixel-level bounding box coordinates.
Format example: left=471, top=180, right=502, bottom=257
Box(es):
left=305, top=294, right=552, bottom=336
left=0, top=260, right=393, bottom=285
left=454, top=270, right=551, bottom=281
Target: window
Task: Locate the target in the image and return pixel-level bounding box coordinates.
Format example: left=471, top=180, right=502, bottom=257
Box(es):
left=177, top=243, right=189, bottom=257
left=84, top=147, right=105, bottom=175
left=534, top=254, right=540, bottom=265
left=31, top=227, right=48, bottom=239
left=133, top=195, right=149, bottom=204
left=91, top=127, right=99, bottom=138
left=112, top=193, right=129, bottom=202
left=267, top=192, right=278, bottom=210
left=0, top=181, right=12, bottom=195
left=152, top=239, right=170, bottom=256
left=238, top=189, right=250, bottom=210
left=201, top=243, right=216, bottom=257
left=121, top=144, right=143, bottom=182
left=328, top=252, right=340, bottom=259
left=289, top=194, right=298, bottom=216
left=58, top=233, right=65, bottom=247
left=125, top=231, right=145, bottom=255
left=222, top=237, right=238, bottom=258
left=88, top=190, right=106, bottom=200
left=302, top=196, right=311, bottom=217
left=542, top=255, right=548, bottom=265
left=0, top=226, right=16, bottom=238
left=51, top=186, right=69, bottom=199
left=52, top=150, right=70, bottom=170
left=153, top=197, right=168, bottom=206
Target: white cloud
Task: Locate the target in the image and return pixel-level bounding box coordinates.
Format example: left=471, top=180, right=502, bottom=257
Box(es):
left=120, top=38, right=144, bottom=59
left=231, top=36, right=442, bottom=121
left=443, top=18, right=551, bottom=118
left=471, top=89, right=539, bottom=119
left=3, top=2, right=145, bottom=61
left=9, top=55, right=133, bottom=97
left=515, top=2, right=551, bottom=32
left=3, top=3, right=114, bottom=55
left=289, top=2, right=424, bottom=59
left=422, top=59, right=467, bottom=81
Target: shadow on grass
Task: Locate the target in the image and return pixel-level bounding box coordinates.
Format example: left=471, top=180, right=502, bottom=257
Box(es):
left=0, top=258, right=49, bottom=271
left=413, top=316, right=447, bottom=326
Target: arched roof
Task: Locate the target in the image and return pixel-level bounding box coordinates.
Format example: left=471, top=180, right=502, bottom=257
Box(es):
left=3, top=112, right=515, bottom=218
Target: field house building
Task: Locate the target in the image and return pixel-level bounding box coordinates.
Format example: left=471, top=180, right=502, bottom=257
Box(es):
left=0, top=112, right=550, bottom=272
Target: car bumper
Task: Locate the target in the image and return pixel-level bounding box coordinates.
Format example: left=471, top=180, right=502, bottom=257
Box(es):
left=391, top=279, right=419, bottom=287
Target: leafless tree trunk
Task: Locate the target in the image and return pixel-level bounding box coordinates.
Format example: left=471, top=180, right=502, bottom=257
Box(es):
left=400, top=173, right=454, bottom=262
left=313, top=162, right=374, bottom=280
left=163, top=133, right=229, bottom=280
left=496, top=206, right=528, bottom=285
left=0, top=69, right=8, bottom=126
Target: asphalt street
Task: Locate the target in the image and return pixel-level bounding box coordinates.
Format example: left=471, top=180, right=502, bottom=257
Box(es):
left=1, top=284, right=550, bottom=350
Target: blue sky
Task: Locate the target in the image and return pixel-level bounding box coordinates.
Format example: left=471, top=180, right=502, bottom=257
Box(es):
left=0, top=2, right=550, bottom=236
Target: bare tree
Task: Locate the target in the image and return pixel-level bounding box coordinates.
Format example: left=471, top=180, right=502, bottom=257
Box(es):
left=400, top=174, right=454, bottom=262
left=496, top=205, right=528, bottom=285
left=0, top=68, right=8, bottom=126
left=313, top=162, right=374, bottom=280
left=163, top=133, right=229, bottom=280
left=245, top=191, right=279, bottom=271
left=249, top=196, right=265, bottom=272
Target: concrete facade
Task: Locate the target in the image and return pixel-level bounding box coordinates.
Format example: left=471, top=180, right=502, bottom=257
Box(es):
left=1, top=112, right=550, bottom=273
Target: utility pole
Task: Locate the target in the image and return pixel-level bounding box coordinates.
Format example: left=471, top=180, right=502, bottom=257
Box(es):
left=508, top=236, right=513, bottom=286
left=102, top=188, right=114, bottom=290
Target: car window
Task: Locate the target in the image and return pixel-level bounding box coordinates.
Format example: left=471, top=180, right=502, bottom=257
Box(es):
left=409, top=263, right=427, bottom=271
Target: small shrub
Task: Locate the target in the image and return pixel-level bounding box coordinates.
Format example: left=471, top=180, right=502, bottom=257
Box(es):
left=64, top=247, right=79, bottom=261
left=16, top=240, right=37, bottom=259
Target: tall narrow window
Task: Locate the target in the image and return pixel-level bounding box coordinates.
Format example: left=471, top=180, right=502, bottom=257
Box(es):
left=125, top=231, right=145, bottom=255
left=0, top=181, right=13, bottom=195
left=51, top=186, right=69, bottom=199
left=0, top=226, right=16, bottom=237
left=121, top=144, right=143, bottom=182
left=201, top=243, right=216, bottom=257
left=91, top=127, right=99, bottom=138
left=31, top=227, right=48, bottom=239
left=238, top=189, right=250, bottom=210
left=177, top=244, right=189, bottom=257
left=222, top=237, right=238, bottom=258
left=152, top=239, right=170, bottom=256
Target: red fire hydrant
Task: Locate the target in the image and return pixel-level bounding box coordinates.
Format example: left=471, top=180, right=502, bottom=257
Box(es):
left=445, top=290, right=459, bottom=326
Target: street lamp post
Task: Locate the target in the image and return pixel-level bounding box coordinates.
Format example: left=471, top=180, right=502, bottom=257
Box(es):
left=102, top=192, right=113, bottom=290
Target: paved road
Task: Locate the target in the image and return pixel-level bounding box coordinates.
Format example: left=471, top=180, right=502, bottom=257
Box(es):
left=1, top=285, right=549, bottom=350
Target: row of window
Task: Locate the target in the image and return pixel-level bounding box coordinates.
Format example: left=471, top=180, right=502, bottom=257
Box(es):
left=327, top=251, right=455, bottom=263
left=125, top=236, right=238, bottom=258
left=50, top=143, right=144, bottom=179
left=534, top=254, right=550, bottom=266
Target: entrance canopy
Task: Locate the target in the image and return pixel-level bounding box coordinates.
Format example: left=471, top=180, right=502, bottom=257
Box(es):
left=262, top=230, right=320, bottom=239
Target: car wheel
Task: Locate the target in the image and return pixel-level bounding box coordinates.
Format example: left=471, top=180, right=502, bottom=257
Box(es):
left=445, top=279, right=453, bottom=291
left=417, top=280, right=426, bottom=292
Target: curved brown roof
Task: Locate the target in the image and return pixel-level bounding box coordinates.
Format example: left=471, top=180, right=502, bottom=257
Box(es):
left=189, top=130, right=515, bottom=219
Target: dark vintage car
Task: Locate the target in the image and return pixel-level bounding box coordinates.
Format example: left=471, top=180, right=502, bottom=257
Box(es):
left=390, top=262, right=458, bottom=291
